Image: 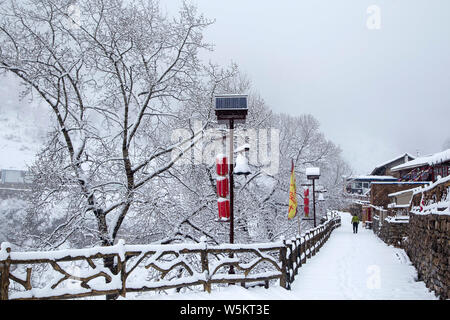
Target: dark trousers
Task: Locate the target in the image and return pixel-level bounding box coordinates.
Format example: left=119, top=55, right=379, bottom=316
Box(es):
left=353, top=222, right=358, bottom=233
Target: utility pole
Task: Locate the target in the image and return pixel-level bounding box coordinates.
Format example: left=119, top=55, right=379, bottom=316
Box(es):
left=229, top=119, right=234, bottom=246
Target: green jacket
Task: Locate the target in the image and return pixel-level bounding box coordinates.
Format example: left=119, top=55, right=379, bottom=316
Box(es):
left=351, top=216, right=360, bottom=224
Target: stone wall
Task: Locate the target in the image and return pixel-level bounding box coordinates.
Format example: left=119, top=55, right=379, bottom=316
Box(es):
left=404, top=213, right=449, bottom=300
left=372, top=215, right=380, bottom=235
left=377, top=217, right=409, bottom=248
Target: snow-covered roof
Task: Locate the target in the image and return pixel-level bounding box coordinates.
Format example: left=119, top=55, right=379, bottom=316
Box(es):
left=387, top=203, right=410, bottom=209
left=370, top=153, right=415, bottom=175
left=347, top=175, right=397, bottom=181
left=391, top=149, right=450, bottom=172
left=388, top=188, right=416, bottom=198
left=371, top=181, right=428, bottom=185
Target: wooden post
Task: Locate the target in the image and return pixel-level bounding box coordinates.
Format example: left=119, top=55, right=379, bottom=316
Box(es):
left=312, top=230, right=316, bottom=256
left=306, top=234, right=309, bottom=259
left=200, top=241, right=211, bottom=293
left=301, top=236, right=306, bottom=264
left=0, top=243, right=11, bottom=300
left=279, top=238, right=289, bottom=290
left=316, top=229, right=320, bottom=251
left=287, top=242, right=294, bottom=282
left=296, top=235, right=302, bottom=270
left=319, top=227, right=324, bottom=249
left=117, top=240, right=127, bottom=298
left=318, top=228, right=322, bottom=250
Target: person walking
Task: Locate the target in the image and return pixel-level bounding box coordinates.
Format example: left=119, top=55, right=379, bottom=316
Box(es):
left=351, top=214, right=360, bottom=234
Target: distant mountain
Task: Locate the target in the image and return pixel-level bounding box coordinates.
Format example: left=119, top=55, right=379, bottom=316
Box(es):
left=0, top=73, right=52, bottom=170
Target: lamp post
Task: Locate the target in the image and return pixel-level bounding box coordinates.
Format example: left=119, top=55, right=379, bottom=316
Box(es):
left=306, top=167, right=320, bottom=227
left=215, top=94, right=248, bottom=244
left=215, top=94, right=248, bottom=276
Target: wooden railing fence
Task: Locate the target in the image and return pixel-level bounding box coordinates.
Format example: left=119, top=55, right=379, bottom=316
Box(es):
left=0, top=214, right=341, bottom=300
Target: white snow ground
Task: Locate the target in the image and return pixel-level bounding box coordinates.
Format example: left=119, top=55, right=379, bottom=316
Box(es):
left=125, top=212, right=438, bottom=300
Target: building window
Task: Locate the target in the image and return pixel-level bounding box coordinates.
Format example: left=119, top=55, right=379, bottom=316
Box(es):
left=352, top=182, right=362, bottom=189
left=436, top=166, right=442, bottom=178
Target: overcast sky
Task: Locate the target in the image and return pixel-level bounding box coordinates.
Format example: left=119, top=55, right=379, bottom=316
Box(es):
left=163, top=0, right=450, bottom=174
left=1, top=1, right=449, bottom=174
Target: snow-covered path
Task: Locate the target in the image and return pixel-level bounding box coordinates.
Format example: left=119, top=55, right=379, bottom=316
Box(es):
left=287, top=212, right=436, bottom=299
left=128, top=212, right=437, bottom=300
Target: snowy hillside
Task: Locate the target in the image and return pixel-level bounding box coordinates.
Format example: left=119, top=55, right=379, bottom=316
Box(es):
left=0, top=73, right=52, bottom=170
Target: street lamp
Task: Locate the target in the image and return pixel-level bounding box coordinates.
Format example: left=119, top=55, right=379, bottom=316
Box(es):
left=215, top=94, right=248, bottom=277
left=215, top=94, right=248, bottom=246
left=306, top=167, right=320, bottom=227
left=234, top=144, right=251, bottom=176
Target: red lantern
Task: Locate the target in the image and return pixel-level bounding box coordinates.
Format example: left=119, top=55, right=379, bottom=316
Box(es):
left=216, top=155, right=228, bottom=176
left=216, top=176, right=229, bottom=197
left=303, top=197, right=309, bottom=206
left=304, top=188, right=309, bottom=217
left=218, top=198, right=230, bottom=220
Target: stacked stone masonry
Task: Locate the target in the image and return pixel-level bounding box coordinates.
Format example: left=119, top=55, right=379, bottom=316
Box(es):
left=375, top=219, right=409, bottom=248
left=372, top=213, right=448, bottom=300
left=404, top=213, right=449, bottom=300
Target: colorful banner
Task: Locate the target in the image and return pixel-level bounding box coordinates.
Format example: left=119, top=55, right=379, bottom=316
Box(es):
left=288, top=160, right=298, bottom=220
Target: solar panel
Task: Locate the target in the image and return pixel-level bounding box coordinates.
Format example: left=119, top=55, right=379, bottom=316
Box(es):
left=214, top=94, right=248, bottom=124
left=215, top=96, right=247, bottom=110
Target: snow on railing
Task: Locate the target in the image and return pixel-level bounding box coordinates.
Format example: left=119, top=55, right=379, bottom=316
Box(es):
left=0, top=215, right=342, bottom=300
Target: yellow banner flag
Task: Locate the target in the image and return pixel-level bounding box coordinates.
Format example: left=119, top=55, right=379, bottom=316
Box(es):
left=288, top=160, right=298, bottom=220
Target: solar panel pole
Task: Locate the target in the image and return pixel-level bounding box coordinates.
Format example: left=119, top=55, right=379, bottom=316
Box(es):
left=313, top=178, right=316, bottom=228
left=214, top=94, right=248, bottom=277
left=229, top=119, right=235, bottom=275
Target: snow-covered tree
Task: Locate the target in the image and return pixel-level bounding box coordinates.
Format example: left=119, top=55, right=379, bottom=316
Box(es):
left=0, top=0, right=351, bottom=255
left=0, top=0, right=234, bottom=250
